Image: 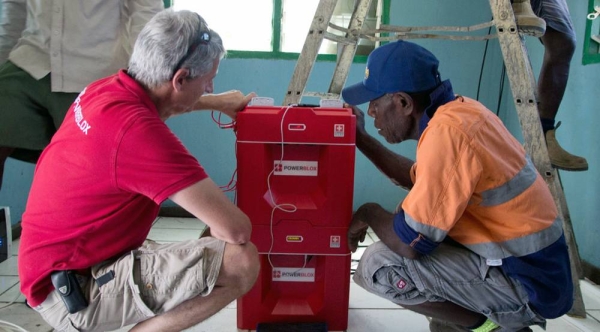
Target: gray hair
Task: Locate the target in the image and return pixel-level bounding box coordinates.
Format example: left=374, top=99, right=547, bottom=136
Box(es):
left=128, top=9, right=225, bottom=89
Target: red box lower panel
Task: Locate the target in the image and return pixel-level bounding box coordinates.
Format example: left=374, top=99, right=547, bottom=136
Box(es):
left=237, top=254, right=351, bottom=331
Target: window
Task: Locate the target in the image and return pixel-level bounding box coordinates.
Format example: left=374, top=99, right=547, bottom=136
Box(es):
left=170, top=0, right=390, bottom=62
left=172, top=0, right=274, bottom=52
left=583, top=0, right=600, bottom=65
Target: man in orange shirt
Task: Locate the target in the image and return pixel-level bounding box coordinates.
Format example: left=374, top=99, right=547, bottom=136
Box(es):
left=342, top=40, right=572, bottom=332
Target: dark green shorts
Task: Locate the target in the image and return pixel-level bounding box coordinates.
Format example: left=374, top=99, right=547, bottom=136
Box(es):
left=0, top=61, right=79, bottom=163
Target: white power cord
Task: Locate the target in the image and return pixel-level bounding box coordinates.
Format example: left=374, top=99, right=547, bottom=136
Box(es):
left=266, top=105, right=309, bottom=273
left=0, top=289, right=21, bottom=311
left=0, top=319, right=28, bottom=332
left=0, top=291, right=31, bottom=332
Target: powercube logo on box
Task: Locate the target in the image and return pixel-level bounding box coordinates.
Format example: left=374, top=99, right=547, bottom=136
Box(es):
left=272, top=268, right=316, bottom=282
left=273, top=161, right=318, bottom=176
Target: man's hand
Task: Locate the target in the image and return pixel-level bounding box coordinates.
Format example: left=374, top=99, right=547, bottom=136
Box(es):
left=348, top=219, right=368, bottom=253
left=348, top=204, right=376, bottom=252
left=345, top=104, right=368, bottom=138
left=194, top=90, right=257, bottom=120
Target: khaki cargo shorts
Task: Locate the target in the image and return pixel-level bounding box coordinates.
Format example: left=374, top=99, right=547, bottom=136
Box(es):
left=32, top=238, right=226, bottom=332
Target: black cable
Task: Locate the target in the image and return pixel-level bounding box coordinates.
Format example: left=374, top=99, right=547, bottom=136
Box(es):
left=496, top=63, right=506, bottom=116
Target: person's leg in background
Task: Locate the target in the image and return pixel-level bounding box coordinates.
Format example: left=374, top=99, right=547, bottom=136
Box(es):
left=0, top=61, right=79, bottom=191
left=513, top=0, right=588, bottom=171
left=535, top=0, right=587, bottom=171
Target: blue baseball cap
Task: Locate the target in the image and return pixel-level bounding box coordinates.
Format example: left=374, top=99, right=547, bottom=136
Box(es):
left=342, top=40, right=442, bottom=105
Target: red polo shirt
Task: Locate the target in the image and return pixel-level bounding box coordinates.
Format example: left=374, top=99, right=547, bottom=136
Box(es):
left=19, top=70, right=207, bottom=306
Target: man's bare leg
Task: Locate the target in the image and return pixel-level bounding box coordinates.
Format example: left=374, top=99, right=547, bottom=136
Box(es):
left=538, top=27, right=587, bottom=170
left=0, top=147, right=15, bottom=191
left=537, top=27, right=575, bottom=121
left=199, top=227, right=211, bottom=238
left=131, top=241, right=259, bottom=332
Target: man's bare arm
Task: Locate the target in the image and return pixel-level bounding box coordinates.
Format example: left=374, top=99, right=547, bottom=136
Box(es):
left=349, top=203, right=419, bottom=259
left=193, top=90, right=256, bottom=120
left=170, top=178, right=252, bottom=244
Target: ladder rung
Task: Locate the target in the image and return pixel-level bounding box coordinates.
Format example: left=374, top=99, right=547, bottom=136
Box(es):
left=378, top=21, right=495, bottom=33
left=323, top=32, right=357, bottom=45
left=302, top=92, right=341, bottom=99
left=363, top=33, right=497, bottom=42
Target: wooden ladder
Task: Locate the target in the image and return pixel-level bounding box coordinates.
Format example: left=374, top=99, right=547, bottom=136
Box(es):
left=284, top=0, right=586, bottom=318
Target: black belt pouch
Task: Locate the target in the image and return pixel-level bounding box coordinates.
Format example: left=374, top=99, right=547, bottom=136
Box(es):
left=50, top=270, right=88, bottom=314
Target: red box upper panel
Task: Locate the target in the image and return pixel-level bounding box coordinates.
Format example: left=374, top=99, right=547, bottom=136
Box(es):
left=235, top=105, right=356, bottom=255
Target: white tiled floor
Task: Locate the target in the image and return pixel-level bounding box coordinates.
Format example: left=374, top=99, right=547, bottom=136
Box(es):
left=1, top=217, right=600, bottom=332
